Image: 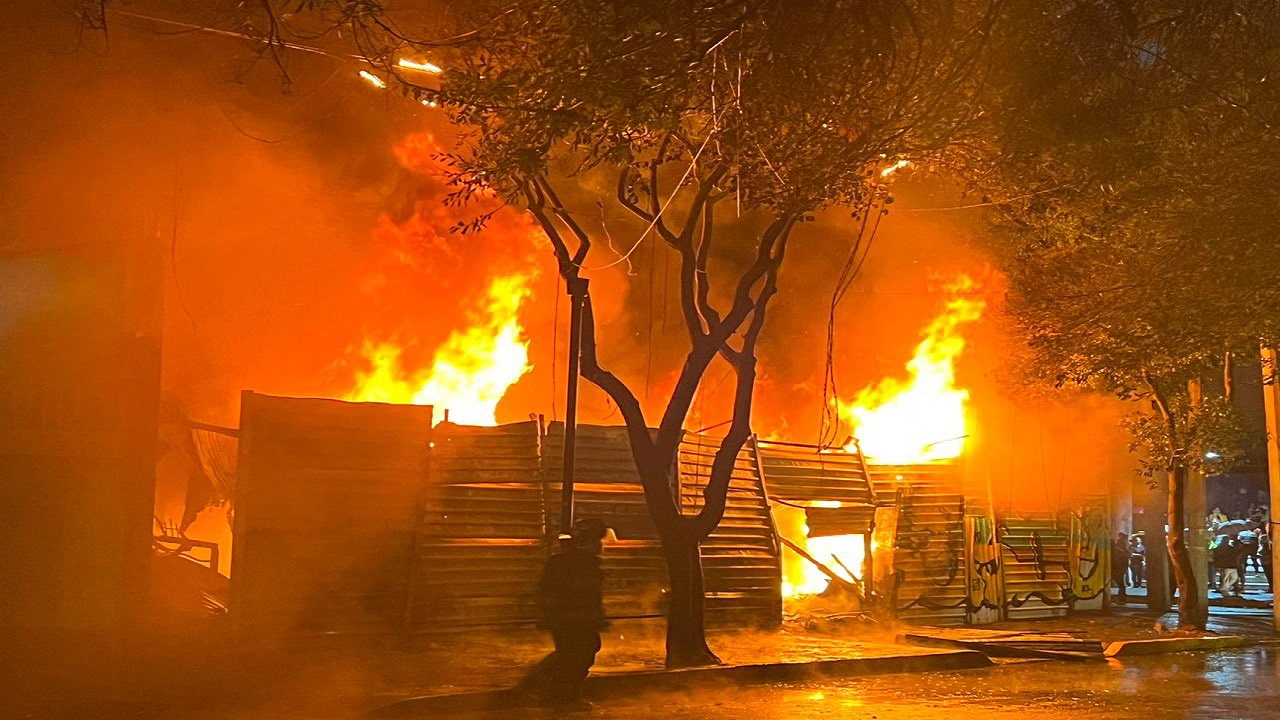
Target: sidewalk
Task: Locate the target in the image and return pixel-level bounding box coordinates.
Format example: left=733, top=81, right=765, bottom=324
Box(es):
left=14, top=620, right=990, bottom=720
left=372, top=625, right=991, bottom=717
left=1114, top=567, right=1274, bottom=609
left=20, top=602, right=1270, bottom=719
left=1116, top=587, right=1275, bottom=608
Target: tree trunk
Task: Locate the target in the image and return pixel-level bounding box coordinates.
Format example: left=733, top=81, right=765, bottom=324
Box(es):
left=1167, top=467, right=1207, bottom=629
left=662, top=535, right=722, bottom=668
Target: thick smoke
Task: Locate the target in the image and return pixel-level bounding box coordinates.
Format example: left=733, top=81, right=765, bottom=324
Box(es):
left=1, top=4, right=1134, bottom=546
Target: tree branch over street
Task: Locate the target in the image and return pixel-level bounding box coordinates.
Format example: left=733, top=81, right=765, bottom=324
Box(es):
left=976, top=0, right=1280, bottom=630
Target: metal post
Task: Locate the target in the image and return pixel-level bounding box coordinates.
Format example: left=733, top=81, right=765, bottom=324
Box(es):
left=560, top=278, right=589, bottom=534
left=1260, top=347, right=1280, bottom=631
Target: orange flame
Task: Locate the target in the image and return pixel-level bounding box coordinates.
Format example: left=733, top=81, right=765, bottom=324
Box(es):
left=776, top=502, right=866, bottom=598
left=345, top=273, right=535, bottom=425
left=840, top=274, right=985, bottom=464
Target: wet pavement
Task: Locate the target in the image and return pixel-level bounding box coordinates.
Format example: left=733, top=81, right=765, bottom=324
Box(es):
left=468, top=645, right=1280, bottom=719
left=17, top=609, right=1277, bottom=719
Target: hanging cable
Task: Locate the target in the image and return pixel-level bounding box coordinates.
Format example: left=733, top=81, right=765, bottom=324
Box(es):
left=817, top=190, right=889, bottom=448
left=573, top=126, right=715, bottom=271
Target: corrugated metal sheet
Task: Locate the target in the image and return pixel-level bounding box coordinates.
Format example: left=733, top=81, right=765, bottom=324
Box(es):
left=874, top=464, right=969, bottom=625
left=1069, top=498, right=1109, bottom=610
left=679, top=434, right=782, bottom=628
left=755, top=440, right=876, bottom=506
left=231, top=393, right=433, bottom=639
left=999, top=513, right=1071, bottom=619
left=543, top=422, right=667, bottom=620
left=803, top=505, right=876, bottom=537
left=412, top=420, right=547, bottom=629
left=964, top=515, right=1003, bottom=624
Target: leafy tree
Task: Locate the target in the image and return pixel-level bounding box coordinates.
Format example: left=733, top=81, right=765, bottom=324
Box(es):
left=977, top=0, right=1280, bottom=629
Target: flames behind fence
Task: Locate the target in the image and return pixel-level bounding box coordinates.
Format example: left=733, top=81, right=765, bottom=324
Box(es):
left=344, top=272, right=535, bottom=426
left=839, top=273, right=985, bottom=464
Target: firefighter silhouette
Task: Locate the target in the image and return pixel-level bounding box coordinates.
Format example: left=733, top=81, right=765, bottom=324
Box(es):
left=516, top=517, right=610, bottom=707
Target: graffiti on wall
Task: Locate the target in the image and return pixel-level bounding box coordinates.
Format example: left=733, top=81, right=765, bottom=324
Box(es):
left=965, top=515, right=1003, bottom=615
left=998, top=518, right=1073, bottom=611
left=884, top=490, right=1110, bottom=622
left=1069, top=502, right=1109, bottom=605
left=890, top=487, right=968, bottom=615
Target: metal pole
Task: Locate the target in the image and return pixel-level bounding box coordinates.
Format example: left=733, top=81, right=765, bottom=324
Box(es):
left=1260, top=347, right=1280, bottom=632
left=560, top=278, right=589, bottom=534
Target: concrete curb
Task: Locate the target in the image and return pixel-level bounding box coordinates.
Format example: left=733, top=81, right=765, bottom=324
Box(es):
left=371, top=649, right=992, bottom=717
left=899, top=633, right=1103, bottom=662
left=1103, top=635, right=1248, bottom=658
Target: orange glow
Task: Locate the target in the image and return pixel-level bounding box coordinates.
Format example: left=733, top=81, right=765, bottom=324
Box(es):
left=786, top=533, right=865, bottom=597
left=398, top=58, right=443, bottom=74
left=880, top=159, right=910, bottom=177
left=345, top=273, right=535, bottom=425
left=776, top=502, right=866, bottom=598
left=359, top=70, right=388, bottom=89
left=840, top=274, right=984, bottom=464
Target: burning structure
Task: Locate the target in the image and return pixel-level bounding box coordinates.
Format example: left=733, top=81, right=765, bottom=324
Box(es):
left=193, top=271, right=1109, bottom=640
left=0, top=2, right=1134, bottom=654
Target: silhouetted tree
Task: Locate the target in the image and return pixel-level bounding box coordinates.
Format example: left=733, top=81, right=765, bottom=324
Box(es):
left=430, top=0, right=999, bottom=665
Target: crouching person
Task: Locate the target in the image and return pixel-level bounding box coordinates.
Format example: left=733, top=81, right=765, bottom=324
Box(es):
left=516, top=518, right=609, bottom=711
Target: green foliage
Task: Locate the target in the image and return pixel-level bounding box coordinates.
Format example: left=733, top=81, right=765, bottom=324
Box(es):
left=1123, top=391, right=1247, bottom=480
left=976, top=0, right=1280, bottom=475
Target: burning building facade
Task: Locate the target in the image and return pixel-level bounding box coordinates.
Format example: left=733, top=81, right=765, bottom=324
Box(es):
left=215, top=267, right=1111, bottom=640
left=0, top=8, right=1134, bottom=647
left=158, top=245, right=1116, bottom=638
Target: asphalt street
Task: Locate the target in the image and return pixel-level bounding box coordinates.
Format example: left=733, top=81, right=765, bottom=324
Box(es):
left=466, top=644, right=1280, bottom=720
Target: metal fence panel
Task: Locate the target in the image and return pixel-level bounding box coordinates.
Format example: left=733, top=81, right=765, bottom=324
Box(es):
left=680, top=434, right=782, bottom=628
left=543, top=422, right=667, bottom=620
left=231, top=392, right=433, bottom=639
left=999, top=513, right=1072, bottom=619
left=411, top=421, right=547, bottom=629
left=873, top=466, right=969, bottom=625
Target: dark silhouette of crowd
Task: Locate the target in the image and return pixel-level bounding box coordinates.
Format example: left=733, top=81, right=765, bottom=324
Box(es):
left=1208, top=504, right=1272, bottom=597
left=1111, top=531, right=1146, bottom=603
left=1113, top=501, right=1272, bottom=604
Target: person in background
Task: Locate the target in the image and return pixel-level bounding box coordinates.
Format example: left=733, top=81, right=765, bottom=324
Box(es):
left=1213, top=534, right=1243, bottom=596
left=1111, top=532, right=1130, bottom=603
left=1208, top=506, right=1229, bottom=529
left=1207, top=535, right=1217, bottom=594
left=516, top=518, right=610, bottom=710
left=1128, top=534, right=1146, bottom=589
left=1237, top=526, right=1260, bottom=587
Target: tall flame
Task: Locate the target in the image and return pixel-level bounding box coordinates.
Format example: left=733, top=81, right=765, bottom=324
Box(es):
left=841, top=274, right=985, bottom=464
left=345, top=273, right=535, bottom=425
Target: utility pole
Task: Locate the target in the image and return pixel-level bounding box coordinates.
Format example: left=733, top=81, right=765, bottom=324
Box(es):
left=559, top=277, right=589, bottom=534
left=1260, top=348, right=1280, bottom=632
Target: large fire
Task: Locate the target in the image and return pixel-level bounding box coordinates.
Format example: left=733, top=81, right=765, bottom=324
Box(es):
left=345, top=272, right=535, bottom=425
left=840, top=273, right=985, bottom=464
left=341, top=130, right=543, bottom=426
left=782, top=273, right=984, bottom=599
